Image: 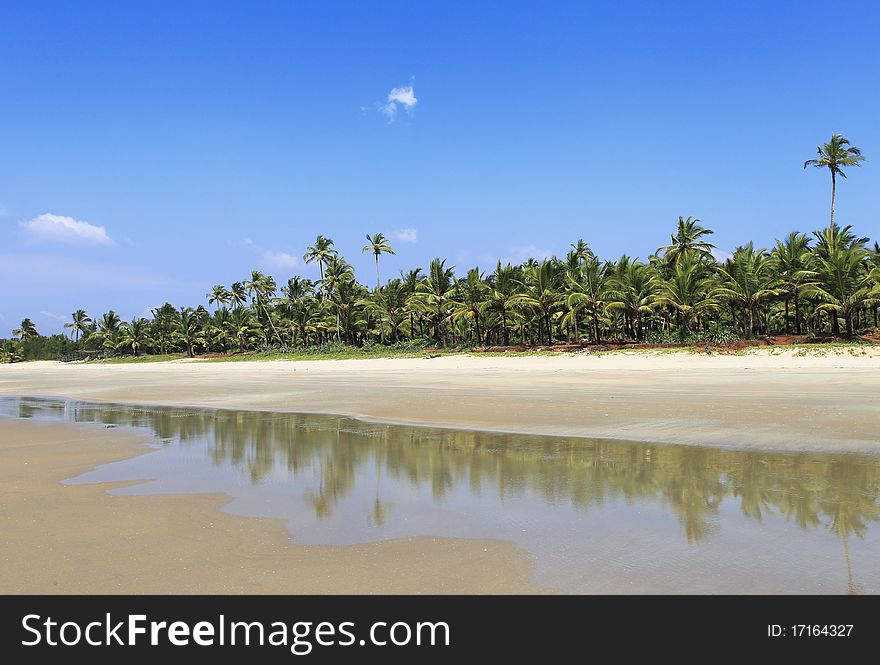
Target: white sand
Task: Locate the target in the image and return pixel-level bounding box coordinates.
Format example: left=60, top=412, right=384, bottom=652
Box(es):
left=2, top=347, right=879, bottom=451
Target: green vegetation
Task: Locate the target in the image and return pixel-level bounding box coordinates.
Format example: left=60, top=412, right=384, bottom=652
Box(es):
left=3, top=134, right=878, bottom=363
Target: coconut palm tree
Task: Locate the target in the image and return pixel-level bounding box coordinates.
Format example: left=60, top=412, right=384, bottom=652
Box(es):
left=174, top=307, right=206, bottom=358
left=361, top=279, right=407, bottom=343
left=806, top=243, right=875, bottom=337
left=804, top=134, right=866, bottom=228
left=13, top=318, right=39, bottom=341
left=64, top=309, right=92, bottom=343
left=118, top=318, right=151, bottom=356
left=513, top=260, right=561, bottom=345
left=563, top=257, right=611, bottom=344
left=229, top=281, right=247, bottom=308
left=303, top=235, right=337, bottom=297
left=207, top=285, right=231, bottom=310
left=449, top=267, right=489, bottom=345
left=243, top=270, right=283, bottom=344
left=227, top=307, right=263, bottom=352
left=770, top=233, right=817, bottom=333
left=486, top=262, right=519, bottom=345
left=715, top=243, right=778, bottom=337
left=657, top=216, right=716, bottom=267
left=362, top=233, right=395, bottom=290
left=654, top=255, right=720, bottom=332
left=607, top=259, right=655, bottom=340
left=410, top=258, right=455, bottom=345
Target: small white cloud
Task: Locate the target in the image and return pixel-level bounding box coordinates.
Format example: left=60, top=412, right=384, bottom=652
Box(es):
left=39, top=310, right=67, bottom=323
left=394, top=228, right=418, bottom=243
left=260, top=250, right=300, bottom=271
left=21, top=213, right=113, bottom=246
left=507, top=244, right=554, bottom=263
left=379, top=84, right=417, bottom=121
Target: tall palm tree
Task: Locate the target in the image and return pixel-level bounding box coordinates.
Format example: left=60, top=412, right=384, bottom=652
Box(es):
left=13, top=318, right=39, bottom=341
left=64, top=309, right=92, bottom=343
left=243, top=270, right=283, bottom=344
left=229, top=281, right=247, bottom=308
left=804, top=134, right=866, bottom=228
left=303, top=235, right=337, bottom=297
left=207, top=285, right=231, bottom=310
left=410, top=258, right=455, bottom=345
left=362, top=233, right=395, bottom=290
left=658, top=216, right=716, bottom=267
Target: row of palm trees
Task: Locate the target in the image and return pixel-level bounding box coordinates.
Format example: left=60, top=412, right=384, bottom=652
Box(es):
left=9, top=217, right=877, bottom=360
left=5, top=134, right=875, bottom=358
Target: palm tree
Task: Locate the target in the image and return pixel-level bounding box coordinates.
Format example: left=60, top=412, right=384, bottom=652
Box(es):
left=64, top=309, right=92, bottom=343
left=362, top=233, right=395, bottom=290
left=227, top=307, right=263, bottom=352
left=563, top=257, right=610, bottom=344
left=806, top=243, right=875, bottom=337
left=607, top=259, right=655, bottom=340
left=657, top=216, right=716, bottom=267
left=804, top=134, right=866, bottom=228
left=770, top=232, right=816, bottom=333
left=486, top=262, right=518, bottom=345
left=410, top=258, right=455, bottom=345
left=13, top=318, right=38, bottom=341
left=229, top=281, right=247, bottom=308
left=243, top=270, right=283, bottom=344
left=207, top=285, right=231, bottom=310
left=303, top=235, right=337, bottom=297
left=513, top=260, right=561, bottom=345
left=449, top=267, right=489, bottom=345
left=714, top=243, right=778, bottom=337
left=361, top=279, right=407, bottom=343
left=174, top=307, right=206, bottom=358
left=654, top=255, right=720, bottom=332
left=118, top=318, right=151, bottom=356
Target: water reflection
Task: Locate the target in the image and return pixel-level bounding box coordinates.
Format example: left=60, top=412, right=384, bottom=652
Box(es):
left=3, top=395, right=878, bottom=594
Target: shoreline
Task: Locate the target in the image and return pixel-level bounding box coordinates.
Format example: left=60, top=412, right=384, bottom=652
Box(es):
left=0, top=417, right=539, bottom=594
left=2, top=349, right=880, bottom=452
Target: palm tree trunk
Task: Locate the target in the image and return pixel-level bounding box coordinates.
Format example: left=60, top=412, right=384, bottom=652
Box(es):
left=794, top=295, right=801, bottom=334
left=784, top=298, right=790, bottom=334
left=375, top=255, right=380, bottom=290
left=474, top=310, right=482, bottom=346
left=830, top=169, right=837, bottom=229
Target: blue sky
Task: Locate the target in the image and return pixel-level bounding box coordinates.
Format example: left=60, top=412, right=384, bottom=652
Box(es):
left=2, top=1, right=878, bottom=335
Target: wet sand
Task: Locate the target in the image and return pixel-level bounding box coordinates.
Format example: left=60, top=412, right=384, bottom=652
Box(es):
left=0, top=418, right=538, bottom=594
left=1, top=349, right=879, bottom=451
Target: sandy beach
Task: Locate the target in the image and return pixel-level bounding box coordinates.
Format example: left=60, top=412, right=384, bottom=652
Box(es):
left=2, top=348, right=879, bottom=451
left=0, top=417, right=537, bottom=594
left=2, top=349, right=879, bottom=594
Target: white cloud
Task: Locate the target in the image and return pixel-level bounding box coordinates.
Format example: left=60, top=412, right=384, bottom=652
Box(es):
left=20, top=213, right=113, bottom=246
left=394, top=228, right=418, bottom=243
left=506, top=244, right=554, bottom=263
left=39, top=310, right=67, bottom=323
left=260, top=250, right=300, bottom=271
left=380, top=84, right=418, bottom=121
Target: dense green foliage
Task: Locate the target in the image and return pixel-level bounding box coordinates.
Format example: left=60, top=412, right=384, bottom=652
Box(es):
left=3, top=136, right=876, bottom=362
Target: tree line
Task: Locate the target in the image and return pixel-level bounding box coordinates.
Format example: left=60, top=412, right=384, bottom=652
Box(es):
left=3, top=134, right=877, bottom=361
